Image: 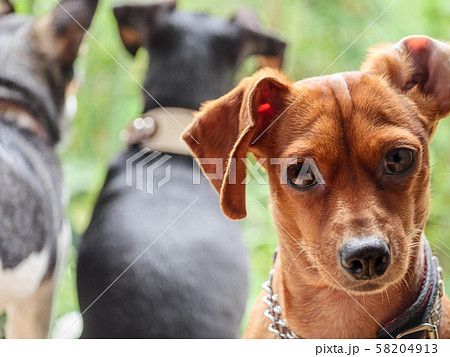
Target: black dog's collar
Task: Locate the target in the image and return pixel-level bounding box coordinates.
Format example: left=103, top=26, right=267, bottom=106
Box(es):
left=377, top=238, right=444, bottom=339
left=121, top=107, right=195, bottom=156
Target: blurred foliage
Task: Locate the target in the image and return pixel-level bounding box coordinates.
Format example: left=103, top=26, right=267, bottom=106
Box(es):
left=11, top=0, right=450, bottom=333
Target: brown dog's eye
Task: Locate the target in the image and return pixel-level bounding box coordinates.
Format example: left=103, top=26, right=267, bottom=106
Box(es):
left=287, top=160, right=318, bottom=189
left=383, top=148, right=415, bottom=175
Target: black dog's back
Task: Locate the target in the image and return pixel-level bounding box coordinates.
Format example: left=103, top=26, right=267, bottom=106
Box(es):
left=77, top=1, right=285, bottom=338
left=79, top=152, right=247, bottom=338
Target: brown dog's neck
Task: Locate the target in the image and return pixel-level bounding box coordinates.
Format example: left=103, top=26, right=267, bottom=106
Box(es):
left=271, top=237, right=425, bottom=339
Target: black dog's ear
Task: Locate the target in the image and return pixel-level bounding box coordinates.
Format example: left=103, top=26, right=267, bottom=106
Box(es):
left=113, top=0, right=177, bottom=56
left=231, top=9, right=286, bottom=68
left=0, top=0, right=14, bottom=16
left=230, top=9, right=260, bottom=31
left=33, top=0, right=98, bottom=66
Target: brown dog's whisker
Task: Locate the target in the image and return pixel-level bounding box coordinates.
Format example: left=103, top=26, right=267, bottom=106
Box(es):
left=303, top=264, right=320, bottom=272
left=287, top=248, right=306, bottom=273
left=433, top=237, right=450, bottom=251
left=294, top=243, right=320, bottom=249
left=405, top=228, right=424, bottom=241
left=383, top=289, right=391, bottom=305
left=431, top=172, right=450, bottom=176
left=287, top=249, right=322, bottom=273
left=430, top=242, right=450, bottom=258
left=406, top=241, right=422, bottom=246
left=401, top=277, right=411, bottom=292
left=402, top=269, right=421, bottom=288
left=298, top=240, right=322, bottom=247
left=359, top=224, right=385, bottom=232
left=406, top=246, right=421, bottom=252
left=314, top=274, right=328, bottom=290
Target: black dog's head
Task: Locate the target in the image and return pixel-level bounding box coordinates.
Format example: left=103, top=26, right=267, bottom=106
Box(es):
left=113, top=0, right=286, bottom=111
left=0, top=0, right=98, bottom=143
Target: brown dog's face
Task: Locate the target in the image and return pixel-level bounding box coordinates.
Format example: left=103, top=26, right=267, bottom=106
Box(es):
left=255, top=72, right=431, bottom=293
left=183, top=36, right=450, bottom=294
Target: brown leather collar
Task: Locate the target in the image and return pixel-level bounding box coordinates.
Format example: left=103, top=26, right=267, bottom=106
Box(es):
left=377, top=238, right=444, bottom=339
left=121, top=107, right=194, bottom=156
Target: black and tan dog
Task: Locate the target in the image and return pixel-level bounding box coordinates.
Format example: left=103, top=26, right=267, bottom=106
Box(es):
left=77, top=0, right=285, bottom=338
left=0, top=0, right=97, bottom=338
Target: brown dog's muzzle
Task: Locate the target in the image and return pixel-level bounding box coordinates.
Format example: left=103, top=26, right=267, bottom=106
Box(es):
left=339, top=236, right=391, bottom=280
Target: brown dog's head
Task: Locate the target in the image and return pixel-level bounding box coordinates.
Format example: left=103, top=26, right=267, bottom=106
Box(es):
left=182, top=36, right=450, bottom=294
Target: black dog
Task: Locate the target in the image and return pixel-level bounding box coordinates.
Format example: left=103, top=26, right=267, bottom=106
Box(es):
left=0, top=0, right=97, bottom=338
left=77, top=0, right=285, bottom=338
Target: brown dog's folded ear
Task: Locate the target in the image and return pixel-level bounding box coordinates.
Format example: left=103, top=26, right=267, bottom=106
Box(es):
left=231, top=9, right=286, bottom=69
left=362, top=35, right=450, bottom=133
left=113, top=0, right=177, bottom=56
left=32, top=0, right=98, bottom=66
left=182, top=69, right=291, bottom=219
left=0, top=0, right=14, bottom=16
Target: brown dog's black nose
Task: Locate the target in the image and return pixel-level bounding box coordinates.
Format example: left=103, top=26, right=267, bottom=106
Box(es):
left=339, top=237, right=390, bottom=280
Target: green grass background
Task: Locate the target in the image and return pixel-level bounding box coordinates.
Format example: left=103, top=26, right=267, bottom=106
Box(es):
left=10, top=0, right=450, bottom=334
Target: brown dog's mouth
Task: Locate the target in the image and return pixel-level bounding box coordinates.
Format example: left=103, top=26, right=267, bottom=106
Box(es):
left=310, top=266, right=398, bottom=295
left=336, top=261, right=408, bottom=294
left=312, top=269, right=395, bottom=294
left=343, top=279, right=393, bottom=293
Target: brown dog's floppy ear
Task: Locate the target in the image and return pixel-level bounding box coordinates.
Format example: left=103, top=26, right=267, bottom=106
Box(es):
left=182, top=69, right=291, bottom=219
left=362, top=35, right=450, bottom=133
left=0, top=0, right=14, bottom=16
left=32, top=0, right=98, bottom=66
left=231, top=9, right=286, bottom=69
left=113, top=0, right=177, bottom=56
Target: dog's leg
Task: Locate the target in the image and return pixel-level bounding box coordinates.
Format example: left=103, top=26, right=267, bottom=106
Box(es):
left=5, top=221, right=71, bottom=339
left=5, top=277, right=55, bottom=338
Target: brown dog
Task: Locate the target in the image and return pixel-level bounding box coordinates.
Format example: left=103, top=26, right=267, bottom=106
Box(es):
left=182, top=35, right=450, bottom=339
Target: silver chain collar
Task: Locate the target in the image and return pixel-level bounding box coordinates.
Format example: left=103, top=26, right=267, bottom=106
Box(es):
left=262, top=248, right=299, bottom=339
left=262, top=248, right=445, bottom=339
left=431, top=256, right=445, bottom=328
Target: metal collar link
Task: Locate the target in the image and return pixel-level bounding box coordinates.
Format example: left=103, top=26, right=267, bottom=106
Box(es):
left=262, top=248, right=299, bottom=339
left=262, top=248, right=444, bottom=339
left=431, top=256, right=445, bottom=328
